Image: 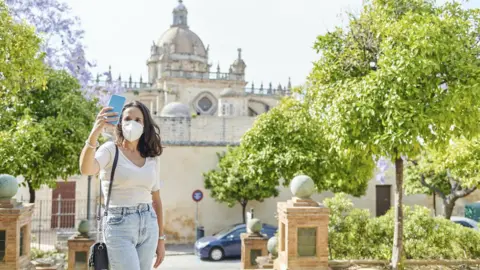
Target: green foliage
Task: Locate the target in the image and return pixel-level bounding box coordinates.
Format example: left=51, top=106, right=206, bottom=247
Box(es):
left=405, top=137, right=480, bottom=218
left=0, top=70, right=98, bottom=191
left=239, top=97, right=375, bottom=196
left=30, top=247, right=66, bottom=261
left=204, top=145, right=279, bottom=208
left=406, top=137, right=480, bottom=195
left=325, top=193, right=374, bottom=259
left=431, top=137, right=480, bottom=189
left=0, top=1, right=46, bottom=100
left=310, top=0, right=480, bottom=159
left=311, top=0, right=480, bottom=266
left=325, top=194, right=480, bottom=260
left=404, top=154, right=450, bottom=197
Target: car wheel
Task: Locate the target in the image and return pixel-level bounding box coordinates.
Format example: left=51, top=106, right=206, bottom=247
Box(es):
left=209, top=247, right=224, bottom=261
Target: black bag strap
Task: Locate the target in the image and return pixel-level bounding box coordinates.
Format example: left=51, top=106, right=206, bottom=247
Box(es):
left=104, top=145, right=119, bottom=217
left=96, top=145, right=119, bottom=241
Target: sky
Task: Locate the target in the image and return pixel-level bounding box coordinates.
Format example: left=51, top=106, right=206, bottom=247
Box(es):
left=63, top=0, right=479, bottom=88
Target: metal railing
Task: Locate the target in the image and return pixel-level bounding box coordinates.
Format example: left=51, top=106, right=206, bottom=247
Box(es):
left=26, top=196, right=98, bottom=251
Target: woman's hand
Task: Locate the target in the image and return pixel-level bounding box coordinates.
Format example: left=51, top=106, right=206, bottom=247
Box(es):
left=153, top=240, right=165, bottom=268
left=90, top=107, right=118, bottom=137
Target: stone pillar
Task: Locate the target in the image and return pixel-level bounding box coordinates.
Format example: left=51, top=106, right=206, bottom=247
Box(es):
left=275, top=175, right=329, bottom=270
left=240, top=218, right=268, bottom=270
left=0, top=174, right=34, bottom=270
left=67, top=220, right=94, bottom=270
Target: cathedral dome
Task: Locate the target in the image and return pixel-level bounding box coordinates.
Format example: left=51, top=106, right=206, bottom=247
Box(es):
left=160, top=102, right=191, bottom=118
left=157, top=27, right=206, bottom=57
left=155, top=1, right=206, bottom=58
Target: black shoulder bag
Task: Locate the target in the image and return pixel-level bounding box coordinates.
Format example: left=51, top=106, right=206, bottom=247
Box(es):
left=88, top=145, right=119, bottom=270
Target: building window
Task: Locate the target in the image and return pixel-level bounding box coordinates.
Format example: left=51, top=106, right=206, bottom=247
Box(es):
left=198, top=96, right=212, bottom=112
left=0, top=230, right=5, bottom=261
left=193, top=92, right=217, bottom=115
left=221, top=103, right=235, bottom=116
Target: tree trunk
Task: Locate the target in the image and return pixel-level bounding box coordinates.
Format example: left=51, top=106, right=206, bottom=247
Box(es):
left=27, top=180, right=36, bottom=203
left=241, top=201, right=248, bottom=224
left=391, top=157, right=404, bottom=270
left=433, top=192, right=437, bottom=216
left=443, top=199, right=456, bottom=219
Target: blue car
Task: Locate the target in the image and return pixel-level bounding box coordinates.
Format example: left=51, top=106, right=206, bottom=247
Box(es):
left=194, top=223, right=277, bottom=261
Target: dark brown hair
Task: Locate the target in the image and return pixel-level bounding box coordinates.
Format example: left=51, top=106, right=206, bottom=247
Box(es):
left=115, top=100, right=163, bottom=158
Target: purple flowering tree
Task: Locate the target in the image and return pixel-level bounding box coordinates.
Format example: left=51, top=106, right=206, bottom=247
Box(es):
left=6, top=0, right=124, bottom=105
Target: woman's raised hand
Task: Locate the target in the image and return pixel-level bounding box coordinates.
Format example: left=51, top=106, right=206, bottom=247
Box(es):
left=91, top=107, right=119, bottom=136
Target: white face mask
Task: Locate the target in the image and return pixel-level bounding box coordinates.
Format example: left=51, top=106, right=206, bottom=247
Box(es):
left=122, top=120, right=144, bottom=142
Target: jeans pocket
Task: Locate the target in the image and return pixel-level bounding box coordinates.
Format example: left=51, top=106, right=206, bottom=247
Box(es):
left=106, top=214, right=125, bottom=225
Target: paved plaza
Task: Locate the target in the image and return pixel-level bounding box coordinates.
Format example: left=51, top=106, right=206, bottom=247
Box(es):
left=155, top=255, right=240, bottom=270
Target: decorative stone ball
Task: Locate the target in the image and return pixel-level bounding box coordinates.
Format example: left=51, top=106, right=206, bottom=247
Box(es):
left=290, top=175, right=315, bottom=199
left=0, top=174, right=18, bottom=199
left=267, top=236, right=278, bottom=257
left=247, top=218, right=262, bottom=233
left=78, top=220, right=90, bottom=236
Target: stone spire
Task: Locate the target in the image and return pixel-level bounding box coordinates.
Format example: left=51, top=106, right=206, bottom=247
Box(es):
left=230, top=48, right=246, bottom=74
left=172, top=0, right=188, bottom=28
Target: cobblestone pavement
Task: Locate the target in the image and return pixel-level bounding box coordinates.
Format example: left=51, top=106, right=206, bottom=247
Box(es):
left=153, top=255, right=240, bottom=270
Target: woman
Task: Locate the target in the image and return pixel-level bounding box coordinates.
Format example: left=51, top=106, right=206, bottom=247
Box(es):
left=79, top=100, right=165, bottom=270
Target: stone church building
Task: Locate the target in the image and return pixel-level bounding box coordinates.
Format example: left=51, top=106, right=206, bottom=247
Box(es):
left=15, top=0, right=480, bottom=245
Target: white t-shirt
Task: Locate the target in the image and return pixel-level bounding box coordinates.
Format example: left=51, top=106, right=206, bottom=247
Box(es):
left=95, top=141, right=160, bottom=207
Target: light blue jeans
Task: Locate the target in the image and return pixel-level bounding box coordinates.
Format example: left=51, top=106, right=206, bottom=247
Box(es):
left=103, top=203, right=159, bottom=270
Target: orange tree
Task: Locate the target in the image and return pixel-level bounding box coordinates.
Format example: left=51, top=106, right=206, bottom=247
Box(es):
left=309, top=0, right=480, bottom=268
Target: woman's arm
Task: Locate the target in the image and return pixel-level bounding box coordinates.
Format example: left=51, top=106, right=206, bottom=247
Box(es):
left=152, top=190, right=165, bottom=268
left=79, top=106, right=117, bottom=175
left=152, top=190, right=164, bottom=236
left=79, top=133, right=101, bottom=175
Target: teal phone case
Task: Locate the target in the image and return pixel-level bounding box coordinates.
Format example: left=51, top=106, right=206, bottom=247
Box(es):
left=107, top=95, right=126, bottom=125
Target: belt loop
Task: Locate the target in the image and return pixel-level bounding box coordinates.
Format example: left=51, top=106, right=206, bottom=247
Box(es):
left=147, top=204, right=150, bottom=211
left=121, top=207, right=125, bottom=216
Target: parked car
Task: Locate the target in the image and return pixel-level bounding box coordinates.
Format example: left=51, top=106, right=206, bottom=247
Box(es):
left=450, top=216, right=479, bottom=231
left=194, top=223, right=277, bottom=261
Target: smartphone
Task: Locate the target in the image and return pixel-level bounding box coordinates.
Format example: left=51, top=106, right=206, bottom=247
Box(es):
left=107, top=95, right=126, bottom=125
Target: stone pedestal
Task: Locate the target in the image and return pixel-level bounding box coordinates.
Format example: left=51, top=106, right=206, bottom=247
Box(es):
left=275, top=175, right=330, bottom=270
left=0, top=198, right=34, bottom=270
left=67, top=235, right=94, bottom=270
left=241, top=232, right=268, bottom=269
